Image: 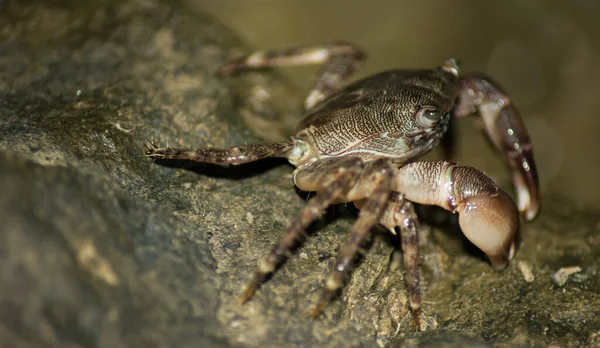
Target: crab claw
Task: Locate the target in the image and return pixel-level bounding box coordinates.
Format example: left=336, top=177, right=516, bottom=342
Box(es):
left=458, top=74, right=540, bottom=221
left=394, top=161, right=519, bottom=269
left=478, top=101, right=539, bottom=221
left=456, top=188, right=518, bottom=270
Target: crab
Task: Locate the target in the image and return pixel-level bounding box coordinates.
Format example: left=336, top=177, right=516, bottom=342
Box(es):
left=146, top=42, right=540, bottom=329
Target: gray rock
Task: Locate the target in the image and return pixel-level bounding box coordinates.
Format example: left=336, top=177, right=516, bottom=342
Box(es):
left=1, top=0, right=598, bottom=347
left=0, top=151, right=226, bottom=347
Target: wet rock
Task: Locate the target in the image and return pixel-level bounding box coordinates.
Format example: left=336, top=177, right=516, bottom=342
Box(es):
left=1, top=0, right=598, bottom=347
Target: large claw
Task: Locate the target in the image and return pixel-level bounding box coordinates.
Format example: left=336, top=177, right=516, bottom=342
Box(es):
left=455, top=186, right=518, bottom=270
left=457, top=74, right=540, bottom=221
left=394, top=161, right=519, bottom=269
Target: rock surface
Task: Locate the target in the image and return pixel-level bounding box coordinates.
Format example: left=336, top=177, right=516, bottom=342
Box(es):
left=1, top=1, right=599, bottom=347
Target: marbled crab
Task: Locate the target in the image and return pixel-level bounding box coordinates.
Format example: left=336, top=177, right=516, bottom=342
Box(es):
left=146, top=42, right=540, bottom=329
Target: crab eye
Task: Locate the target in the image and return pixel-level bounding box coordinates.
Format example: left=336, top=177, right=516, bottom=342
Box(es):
left=415, top=106, right=442, bottom=128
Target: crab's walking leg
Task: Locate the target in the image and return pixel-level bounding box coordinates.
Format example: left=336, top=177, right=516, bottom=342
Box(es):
left=394, top=161, right=519, bottom=270
left=455, top=74, right=540, bottom=221
left=378, top=193, right=427, bottom=330
left=396, top=200, right=425, bottom=330
left=145, top=140, right=293, bottom=165
left=240, top=157, right=363, bottom=303
left=397, top=202, right=423, bottom=329
left=217, top=41, right=365, bottom=110
left=307, top=159, right=393, bottom=318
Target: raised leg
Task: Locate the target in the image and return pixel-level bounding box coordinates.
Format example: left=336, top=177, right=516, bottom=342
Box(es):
left=240, top=157, right=363, bottom=303
left=217, top=41, right=365, bottom=110
left=145, top=140, right=293, bottom=165
left=455, top=73, right=539, bottom=221
left=306, top=159, right=393, bottom=318
left=393, top=161, right=519, bottom=270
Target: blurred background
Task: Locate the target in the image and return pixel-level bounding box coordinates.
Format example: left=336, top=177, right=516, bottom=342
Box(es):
left=196, top=0, right=600, bottom=209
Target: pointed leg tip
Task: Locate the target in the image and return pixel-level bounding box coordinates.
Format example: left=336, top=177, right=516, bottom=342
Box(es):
left=309, top=308, right=322, bottom=320
left=239, top=271, right=269, bottom=305
left=523, top=206, right=539, bottom=222
left=144, top=140, right=173, bottom=159
left=310, top=287, right=338, bottom=319
left=144, top=140, right=156, bottom=151
left=517, top=197, right=538, bottom=222
left=309, top=302, right=327, bottom=320
left=515, top=174, right=540, bottom=222
left=412, top=312, right=422, bottom=332
left=144, top=141, right=161, bottom=158
left=239, top=286, right=256, bottom=305
left=413, top=311, right=438, bottom=331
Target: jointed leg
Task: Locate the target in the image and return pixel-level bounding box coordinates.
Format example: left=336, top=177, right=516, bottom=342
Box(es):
left=308, top=159, right=393, bottom=318
left=396, top=199, right=424, bottom=329
left=377, top=193, right=426, bottom=330
left=454, top=73, right=539, bottom=221
left=217, top=41, right=365, bottom=110
left=241, top=157, right=363, bottom=303
left=394, top=160, right=519, bottom=270
left=145, top=140, right=293, bottom=165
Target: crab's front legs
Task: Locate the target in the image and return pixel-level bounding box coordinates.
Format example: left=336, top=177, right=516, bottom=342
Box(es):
left=394, top=161, right=518, bottom=270
left=455, top=74, right=539, bottom=221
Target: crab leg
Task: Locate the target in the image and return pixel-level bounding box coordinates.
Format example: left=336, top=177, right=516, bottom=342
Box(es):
left=394, top=161, right=519, bottom=270
left=373, top=193, right=426, bottom=330
left=144, top=140, right=293, bottom=165
left=308, top=159, right=393, bottom=318
left=217, top=41, right=365, bottom=110
left=240, top=157, right=363, bottom=303
left=455, top=73, right=540, bottom=221
left=394, top=200, right=425, bottom=329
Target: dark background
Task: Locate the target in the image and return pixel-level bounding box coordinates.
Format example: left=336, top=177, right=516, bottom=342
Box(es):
left=200, top=0, right=600, bottom=209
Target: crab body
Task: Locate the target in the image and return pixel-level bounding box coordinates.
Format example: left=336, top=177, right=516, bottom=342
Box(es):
left=146, top=42, right=540, bottom=330
left=290, top=68, right=458, bottom=165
